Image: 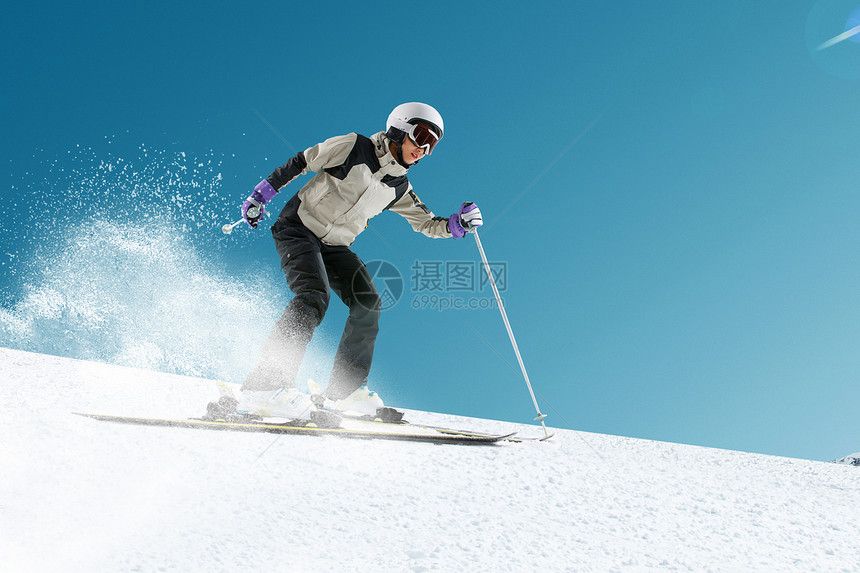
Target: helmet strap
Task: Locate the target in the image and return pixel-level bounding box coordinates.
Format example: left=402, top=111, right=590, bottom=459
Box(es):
left=388, top=134, right=415, bottom=168
left=396, top=142, right=414, bottom=168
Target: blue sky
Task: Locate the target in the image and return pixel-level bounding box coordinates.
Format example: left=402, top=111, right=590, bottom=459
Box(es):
left=3, top=1, right=860, bottom=461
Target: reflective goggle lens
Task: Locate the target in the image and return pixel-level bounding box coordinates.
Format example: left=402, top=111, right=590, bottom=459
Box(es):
left=408, top=123, right=440, bottom=155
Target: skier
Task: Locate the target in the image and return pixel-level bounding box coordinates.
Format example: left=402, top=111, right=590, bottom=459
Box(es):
left=235, top=102, right=483, bottom=420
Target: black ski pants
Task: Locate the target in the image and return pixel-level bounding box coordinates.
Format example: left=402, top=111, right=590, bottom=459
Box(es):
left=242, top=210, right=381, bottom=400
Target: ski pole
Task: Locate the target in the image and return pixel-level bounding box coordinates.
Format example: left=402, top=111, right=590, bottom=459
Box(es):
left=221, top=219, right=245, bottom=235
left=473, top=229, right=549, bottom=436
left=221, top=206, right=261, bottom=235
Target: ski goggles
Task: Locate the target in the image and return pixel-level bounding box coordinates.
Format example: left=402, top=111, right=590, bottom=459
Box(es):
left=406, top=123, right=441, bottom=155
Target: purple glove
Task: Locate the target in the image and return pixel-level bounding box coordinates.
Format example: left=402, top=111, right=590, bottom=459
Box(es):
left=448, top=202, right=483, bottom=239
left=242, top=179, right=278, bottom=228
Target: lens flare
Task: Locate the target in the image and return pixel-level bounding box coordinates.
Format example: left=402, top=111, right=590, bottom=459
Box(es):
left=815, top=24, right=860, bottom=51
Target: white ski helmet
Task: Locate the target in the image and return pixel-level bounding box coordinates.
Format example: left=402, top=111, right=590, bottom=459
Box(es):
left=385, top=102, right=444, bottom=155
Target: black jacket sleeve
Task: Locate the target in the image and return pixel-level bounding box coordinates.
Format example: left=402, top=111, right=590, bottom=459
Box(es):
left=267, top=151, right=308, bottom=190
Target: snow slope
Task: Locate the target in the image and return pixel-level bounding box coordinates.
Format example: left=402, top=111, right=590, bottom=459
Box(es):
left=2, top=347, right=860, bottom=572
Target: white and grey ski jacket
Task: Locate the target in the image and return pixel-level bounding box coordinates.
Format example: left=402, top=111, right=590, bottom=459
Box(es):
left=267, top=131, right=452, bottom=247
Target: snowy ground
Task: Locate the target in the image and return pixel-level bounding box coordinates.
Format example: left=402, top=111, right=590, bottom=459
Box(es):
left=2, top=347, right=860, bottom=572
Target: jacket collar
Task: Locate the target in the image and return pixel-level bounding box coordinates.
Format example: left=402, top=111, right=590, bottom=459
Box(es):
left=371, top=131, right=410, bottom=175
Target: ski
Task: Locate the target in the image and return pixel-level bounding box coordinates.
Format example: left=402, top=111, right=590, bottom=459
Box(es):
left=72, top=412, right=517, bottom=445
left=214, top=380, right=553, bottom=442
left=333, top=412, right=554, bottom=442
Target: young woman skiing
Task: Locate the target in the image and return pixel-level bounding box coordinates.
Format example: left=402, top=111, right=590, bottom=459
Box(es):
left=235, top=102, right=482, bottom=420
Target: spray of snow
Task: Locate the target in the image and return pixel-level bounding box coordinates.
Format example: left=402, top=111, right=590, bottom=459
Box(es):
left=2, top=139, right=234, bottom=282
left=0, top=219, right=283, bottom=381
left=0, top=139, right=340, bottom=383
